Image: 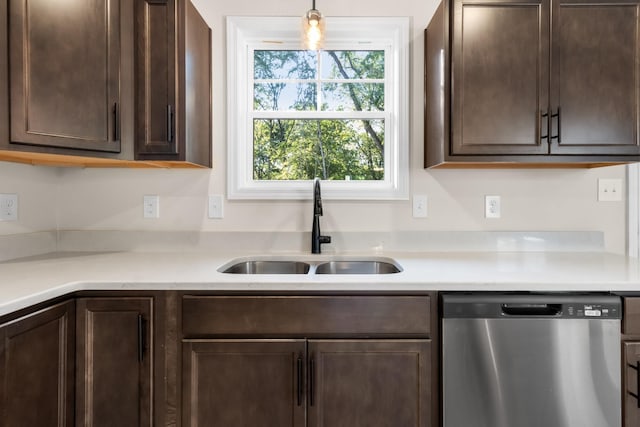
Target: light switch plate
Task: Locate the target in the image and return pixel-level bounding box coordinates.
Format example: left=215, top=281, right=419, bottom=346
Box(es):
left=412, top=195, right=428, bottom=218
left=598, top=179, right=623, bottom=201
left=143, top=195, right=159, bottom=219
left=0, top=194, right=18, bottom=221
left=208, top=194, right=224, bottom=219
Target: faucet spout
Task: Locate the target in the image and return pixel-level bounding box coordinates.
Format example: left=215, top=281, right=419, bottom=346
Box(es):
left=314, top=178, right=323, bottom=216
left=311, top=178, right=331, bottom=254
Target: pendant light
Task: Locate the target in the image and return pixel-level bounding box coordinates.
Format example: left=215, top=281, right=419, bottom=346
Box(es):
left=303, top=0, right=324, bottom=50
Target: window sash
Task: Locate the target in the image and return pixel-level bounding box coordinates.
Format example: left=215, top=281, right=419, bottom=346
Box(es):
left=227, top=16, right=409, bottom=200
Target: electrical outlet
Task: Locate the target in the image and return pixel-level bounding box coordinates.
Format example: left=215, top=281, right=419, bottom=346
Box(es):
left=208, top=194, right=224, bottom=219
left=598, top=179, right=623, bottom=201
left=0, top=194, right=18, bottom=221
left=413, top=195, right=428, bottom=218
left=485, top=195, right=501, bottom=219
left=143, top=195, right=159, bottom=219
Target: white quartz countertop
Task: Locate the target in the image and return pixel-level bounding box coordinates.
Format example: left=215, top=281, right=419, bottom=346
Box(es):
left=1, top=250, right=640, bottom=317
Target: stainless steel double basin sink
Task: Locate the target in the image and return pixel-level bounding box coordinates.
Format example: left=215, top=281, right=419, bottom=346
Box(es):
left=219, top=257, right=402, bottom=275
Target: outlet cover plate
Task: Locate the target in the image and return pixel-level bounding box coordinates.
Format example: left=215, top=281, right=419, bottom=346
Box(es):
left=143, top=195, right=159, bottom=219
left=485, top=195, right=501, bottom=219
left=0, top=194, right=18, bottom=221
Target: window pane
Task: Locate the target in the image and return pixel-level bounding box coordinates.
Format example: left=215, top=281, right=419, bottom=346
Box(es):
left=254, top=83, right=317, bottom=111
left=254, top=50, right=317, bottom=80
left=253, top=119, right=384, bottom=181
left=321, top=51, right=385, bottom=79
left=321, top=83, right=384, bottom=111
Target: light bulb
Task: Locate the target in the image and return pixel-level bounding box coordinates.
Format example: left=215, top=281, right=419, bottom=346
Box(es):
left=302, top=8, right=324, bottom=50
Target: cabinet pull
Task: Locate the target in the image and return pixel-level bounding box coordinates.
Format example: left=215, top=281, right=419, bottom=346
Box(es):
left=540, top=110, right=549, bottom=143
left=112, top=103, right=119, bottom=142
left=167, top=105, right=174, bottom=143
left=297, top=356, right=303, bottom=406
left=551, top=108, right=561, bottom=142
left=137, top=314, right=145, bottom=363
left=309, top=357, right=315, bottom=406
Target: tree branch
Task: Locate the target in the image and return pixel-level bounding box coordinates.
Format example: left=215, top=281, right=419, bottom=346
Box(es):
left=327, top=51, right=384, bottom=155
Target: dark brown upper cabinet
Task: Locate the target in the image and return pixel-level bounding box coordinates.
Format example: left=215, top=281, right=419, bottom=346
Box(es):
left=4, top=0, right=126, bottom=155
left=0, top=0, right=211, bottom=168
left=135, top=0, right=212, bottom=167
left=425, top=0, right=640, bottom=167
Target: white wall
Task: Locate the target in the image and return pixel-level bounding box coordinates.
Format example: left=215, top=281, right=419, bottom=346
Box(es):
left=1, top=0, right=630, bottom=254
left=0, top=162, right=59, bottom=235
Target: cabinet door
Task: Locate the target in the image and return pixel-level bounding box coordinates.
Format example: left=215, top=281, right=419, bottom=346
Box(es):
left=625, top=342, right=640, bottom=426
left=451, top=0, right=550, bottom=155
left=76, top=298, right=152, bottom=427
left=0, top=300, right=75, bottom=427
left=135, top=0, right=178, bottom=156
left=550, top=0, right=640, bottom=155
left=308, top=340, right=432, bottom=427
left=8, top=0, right=122, bottom=152
left=182, top=340, right=306, bottom=427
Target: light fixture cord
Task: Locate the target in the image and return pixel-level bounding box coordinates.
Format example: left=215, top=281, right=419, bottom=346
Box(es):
left=312, top=0, right=316, bottom=10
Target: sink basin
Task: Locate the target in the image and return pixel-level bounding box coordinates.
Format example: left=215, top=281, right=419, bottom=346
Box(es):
left=315, top=260, right=401, bottom=274
left=219, top=257, right=402, bottom=275
left=222, top=260, right=311, bottom=274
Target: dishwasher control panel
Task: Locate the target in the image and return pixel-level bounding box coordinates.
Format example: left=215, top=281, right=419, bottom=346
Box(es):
left=442, top=293, right=622, bottom=319
left=566, top=303, right=620, bottom=318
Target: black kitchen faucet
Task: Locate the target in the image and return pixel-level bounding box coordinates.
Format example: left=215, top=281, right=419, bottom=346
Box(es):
left=311, top=178, right=331, bottom=254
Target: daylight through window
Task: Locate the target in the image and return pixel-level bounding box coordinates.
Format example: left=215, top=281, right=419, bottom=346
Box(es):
left=227, top=17, right=409, bottom=199
left=253, top=50, right=386, bottom=181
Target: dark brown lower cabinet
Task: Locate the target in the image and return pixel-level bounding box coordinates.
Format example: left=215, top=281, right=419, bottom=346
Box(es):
left=182, top=338, right=431, bottom=427
left=625, top=342, right=640, bottom=425
left=0, top=300, right=75, bottom=427
left=182, top=340, right=307, bottom=427
left=76, top=297, right=153, bottom=427
left=308, top=340, right=431, bottom=427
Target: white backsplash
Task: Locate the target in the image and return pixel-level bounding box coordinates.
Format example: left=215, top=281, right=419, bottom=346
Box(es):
left=1, top=230, right=599, bottom=259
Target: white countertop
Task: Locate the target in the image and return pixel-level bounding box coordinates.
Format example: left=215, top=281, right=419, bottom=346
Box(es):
left=1, top=250, right=640, bottom=317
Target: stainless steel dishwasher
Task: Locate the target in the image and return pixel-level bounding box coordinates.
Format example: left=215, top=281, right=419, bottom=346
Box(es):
left=442, top=293, right=621, bottom=427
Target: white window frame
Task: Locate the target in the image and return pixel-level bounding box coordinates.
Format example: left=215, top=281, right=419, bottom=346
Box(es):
left=226, top=16, right=410, bottom=200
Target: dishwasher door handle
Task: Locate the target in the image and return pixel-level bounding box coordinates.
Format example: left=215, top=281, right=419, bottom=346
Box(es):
left=501, top=304, right=562, bottom=316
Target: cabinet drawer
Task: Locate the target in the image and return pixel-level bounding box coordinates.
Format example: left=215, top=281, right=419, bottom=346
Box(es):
left=182, top=295, right=431, bottom=337
left=624, top=298, right=640, bottom=335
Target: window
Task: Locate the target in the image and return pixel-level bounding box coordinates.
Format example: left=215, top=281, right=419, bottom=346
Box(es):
left=227, top=17, right=410, bottom=199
